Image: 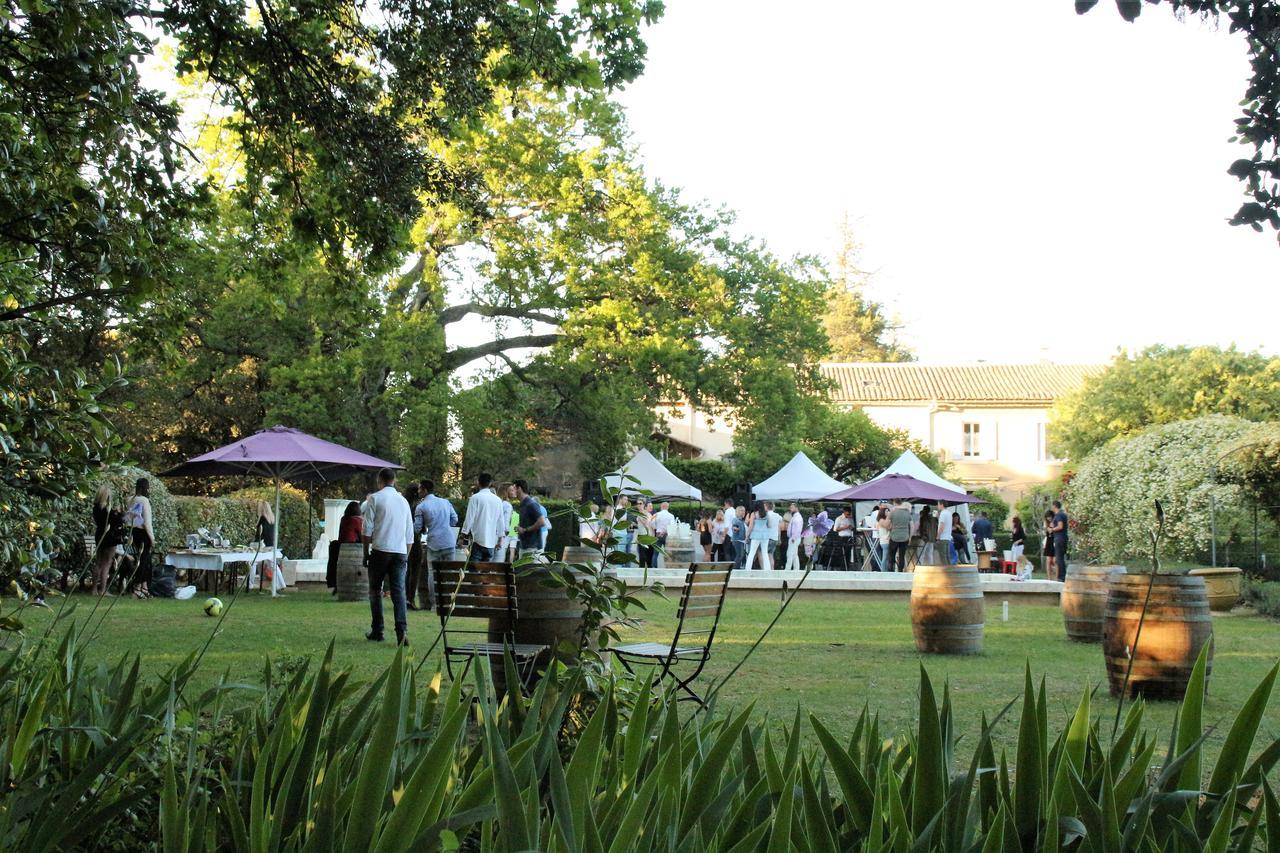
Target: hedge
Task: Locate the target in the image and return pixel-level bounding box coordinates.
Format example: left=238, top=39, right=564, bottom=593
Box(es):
left=173, top=487, right=318, bottom=560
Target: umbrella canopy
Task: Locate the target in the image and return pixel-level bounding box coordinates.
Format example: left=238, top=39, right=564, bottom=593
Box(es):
left=602, top=449, right=701, bottom=500
left=752, top=452, right=849, bottom=502
left=821, top=473, right=980, bottom=504
left=162, top=425, right=401, bottom=482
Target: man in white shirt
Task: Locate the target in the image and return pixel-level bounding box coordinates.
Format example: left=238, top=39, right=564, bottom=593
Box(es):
left=461, top=472, right=505, bottom=561
left=764, top=501, right=782, bottom=566
left=362, top=468, right=414, bottom=645
left=651, top=500, right=675, bottom=565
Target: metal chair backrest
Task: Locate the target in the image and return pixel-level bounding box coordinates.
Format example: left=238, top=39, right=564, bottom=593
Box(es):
left=432, top=560, right=519, bottom=648
left=669, top=561, right=733, bottom=659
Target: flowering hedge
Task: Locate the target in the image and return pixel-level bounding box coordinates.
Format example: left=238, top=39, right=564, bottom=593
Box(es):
left=1066, top=415, right=1253, bottom=563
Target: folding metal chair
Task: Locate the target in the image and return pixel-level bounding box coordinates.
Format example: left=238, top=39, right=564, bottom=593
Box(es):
left=432, top=560, right=548, bottom=692
left=610, top=561, right=733, bottom=706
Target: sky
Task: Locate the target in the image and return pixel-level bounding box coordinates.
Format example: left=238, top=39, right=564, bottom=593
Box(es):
left=614, top=1, right=1280, bottom=365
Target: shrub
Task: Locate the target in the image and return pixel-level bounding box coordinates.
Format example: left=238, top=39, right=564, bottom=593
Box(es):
left=0, top=626, right=1276, bottom=851
left=172, top=489, right=319, bottom=560
left=664, top=458, right=739, bottom=502
left=1242, top=575, right=1280, bottom=618
left=970, top=486, right=1010, bottom=531
left=1067, top=415, right=1253, bottom=563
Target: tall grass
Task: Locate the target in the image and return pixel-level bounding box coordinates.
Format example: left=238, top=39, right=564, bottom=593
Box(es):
left=2, top=618, right=1278, bottom=851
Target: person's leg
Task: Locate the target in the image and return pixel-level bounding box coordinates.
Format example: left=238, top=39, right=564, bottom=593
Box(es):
left=405, top=544, right=421, bottom=609
left=897, top=540, right=908, bottom=572
left=759, top=540, right=772, bottom=571
left=1055, top=539, right=1068, bottom=578
left=367, top=552, right=387, bottom=639
left=744, top=539, right=760, bottom=570
left=389, top=553, right=408, bottom=641
left=785, top=538, right=800, bottom=571
left=470, top=543, right=493, bottom=562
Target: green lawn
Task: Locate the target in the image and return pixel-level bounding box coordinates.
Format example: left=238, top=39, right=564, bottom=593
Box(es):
left=13, top=585, right=1280, bottom=761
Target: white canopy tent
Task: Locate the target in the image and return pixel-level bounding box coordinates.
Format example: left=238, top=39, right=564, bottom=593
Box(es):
left=602, top=448, right=702, bottom=500
left=752, top=452, right=850, bottom=502
left=857, top=449, right=976, bottom=554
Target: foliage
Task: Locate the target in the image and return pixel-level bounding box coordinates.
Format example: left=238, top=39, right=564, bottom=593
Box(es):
left=1220, top=421, right=1280, bottom=518
left=1048, top=345, right=1280, bottom=461
left=0, top=331, right=126, bottom=591
left=1080, top=1, right=1280, bottom=242
left=173, top=487, right=318, bottom=560
left=1015, top=476, right=1066, bottom=541
left=1066, top=415, right=1253, bottom=563
left=1242, top=575, right=1280, bottom=618
left=2, top=618, right=1279, bottom=851
left=822, top=216, right=911, bottom=362
left=0, top=0, right=203, bottom=328
left=970, top=487, right=1011, bottom=531
left=664, top=458, right=740, bottom=501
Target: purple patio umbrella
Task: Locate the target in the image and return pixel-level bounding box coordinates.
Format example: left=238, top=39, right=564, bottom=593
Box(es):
left=162, top=426, right=402, bottom=554
left=820, top=473, right=981, bottom=505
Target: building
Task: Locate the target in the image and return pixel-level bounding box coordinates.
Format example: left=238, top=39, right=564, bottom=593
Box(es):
left=655, top=362, right=1102, bottom=502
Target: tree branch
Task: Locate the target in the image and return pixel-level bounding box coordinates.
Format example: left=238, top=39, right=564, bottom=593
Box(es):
left=0, top=287, right=125, bottom=322
left=438, top=300, right=562, bottom=327
left=441, top=332, right=562, bottom=373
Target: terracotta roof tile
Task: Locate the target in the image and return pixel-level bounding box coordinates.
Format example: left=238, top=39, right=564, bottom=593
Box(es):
left=821, top=362, right=1103, bottom=405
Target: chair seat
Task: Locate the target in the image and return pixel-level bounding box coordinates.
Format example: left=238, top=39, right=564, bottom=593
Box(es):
left=447, top=642, right=547, bottom=659
left=611, top=642, right=703, bottom=660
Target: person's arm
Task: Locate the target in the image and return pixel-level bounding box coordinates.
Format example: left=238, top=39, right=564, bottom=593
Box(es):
left=142, top=498, right=154, bottom=542
left=403, top=502, right=414, bottom=550
left=363, top=497, right=375, bottom=563
left=460, top=495, right=474, bottom=536
left=413, top=502, right=427, bottom=536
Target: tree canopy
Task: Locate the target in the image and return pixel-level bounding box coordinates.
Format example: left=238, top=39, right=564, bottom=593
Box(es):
left=1047, top=345, right=1280, bottom=461
left=1078, top=0, right=1280, bottom=242
left=821, top=219, right=911, bottom=363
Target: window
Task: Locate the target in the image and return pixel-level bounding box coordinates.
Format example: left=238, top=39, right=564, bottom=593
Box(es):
left=962, top=422, right=981, bottom=457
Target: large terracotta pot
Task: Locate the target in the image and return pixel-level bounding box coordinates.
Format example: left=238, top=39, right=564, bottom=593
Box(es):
left=1102, top=573, right=1213, bottom=700
left=1061, top=565, right=1125, bottom=643
left=1187, top=567, right=1243, bottom=612
left=910, top=565, right=984, bottom=655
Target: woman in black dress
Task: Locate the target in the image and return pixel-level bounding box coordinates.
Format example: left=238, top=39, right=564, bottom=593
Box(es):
left=698, top=513, right=713, bottom=561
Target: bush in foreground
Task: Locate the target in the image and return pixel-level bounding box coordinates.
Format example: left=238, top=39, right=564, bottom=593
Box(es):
left=0, top=620, right=1276, bottom=851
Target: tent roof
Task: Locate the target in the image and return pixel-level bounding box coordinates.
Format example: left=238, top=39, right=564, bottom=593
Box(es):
left=602, top=448, right=702, bottom=500
left=870, top=449, right=967, bottom=494
left=752, top=452, right=849, bottom=501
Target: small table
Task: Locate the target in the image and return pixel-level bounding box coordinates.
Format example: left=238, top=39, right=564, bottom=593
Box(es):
left=165, top=548, right=283, bottom=594
left=976, top=550, right=998, bottom=571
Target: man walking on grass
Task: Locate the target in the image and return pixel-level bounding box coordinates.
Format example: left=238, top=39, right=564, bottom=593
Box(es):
left=363, top=468, right=414, bottom=646
left=414, top=479, right=457, bottom=609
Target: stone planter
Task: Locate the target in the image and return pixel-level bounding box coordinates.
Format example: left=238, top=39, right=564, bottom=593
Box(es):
left=1187, top=567, right=1243, bottom=612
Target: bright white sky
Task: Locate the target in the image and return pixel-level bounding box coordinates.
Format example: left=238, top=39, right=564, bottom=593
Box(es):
left=615, top=1, right=1280, bottom=365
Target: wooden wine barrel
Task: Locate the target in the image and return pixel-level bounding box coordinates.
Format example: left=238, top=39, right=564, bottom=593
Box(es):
left=335, top=543, right=368, bottom=602
left=1062, top=565, right=1125, bottom=642
left=1103, top=573, right=1213, bottom=700
left=1188, top=567, right=1243, bottom=612
left=490, top=565, right=592, bottom=665
left=910, top=565, right=984, bottom=655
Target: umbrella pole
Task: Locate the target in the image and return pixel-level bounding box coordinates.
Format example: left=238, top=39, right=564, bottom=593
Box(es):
left=273, top=478, right=282, bottom=593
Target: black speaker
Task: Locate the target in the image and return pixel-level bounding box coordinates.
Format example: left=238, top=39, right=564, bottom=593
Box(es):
left=732, top=483, right=753, bottom=508
left=581, top=479, right=604, bottom=505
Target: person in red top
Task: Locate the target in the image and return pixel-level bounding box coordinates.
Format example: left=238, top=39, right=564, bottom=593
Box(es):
left=327, top=502, right=365, bottom=592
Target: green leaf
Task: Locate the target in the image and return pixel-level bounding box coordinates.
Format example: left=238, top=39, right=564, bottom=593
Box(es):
left=10, top=672, right=49, bottom=779
left=911, top=666, right=946, bottom=837
left=1207, top=662, right=1278, bottom=798
left=1013, top=666, right=1042, bottom=841
left=810, top=713, right=873, bottom=832
left=1175, top=639, right=1211, bottom=793
left=343, top=650, right=405, bottom=852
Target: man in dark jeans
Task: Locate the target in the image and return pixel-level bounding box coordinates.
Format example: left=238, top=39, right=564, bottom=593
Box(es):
left=887, top=500, right=912, bottom=572
left=731, top=506, right=747, bottom=571
left=363, top=468, right=414, bottom=646
left=1051, top=500, right=1070, bottom=578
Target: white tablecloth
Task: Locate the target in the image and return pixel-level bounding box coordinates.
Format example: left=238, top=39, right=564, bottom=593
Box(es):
left=165, top=549, right=282, bottom=572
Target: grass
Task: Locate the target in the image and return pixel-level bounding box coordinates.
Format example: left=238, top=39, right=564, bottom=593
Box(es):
left=11, top=584, right=1280, bottom=763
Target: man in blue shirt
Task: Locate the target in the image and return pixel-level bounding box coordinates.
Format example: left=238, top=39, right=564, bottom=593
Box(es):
left=730, top=506, right=747, bottom=571
left=414, top=479, right=458, bottom=608
left=514, top=480, right=548, bottom=559
left=971, top=512, right=994, bottom=548
left=1051, top=500, right=1070, bottom=578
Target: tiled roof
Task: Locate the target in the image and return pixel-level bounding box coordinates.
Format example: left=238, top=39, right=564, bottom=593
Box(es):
left=821, top=362, right=1103, bottom=406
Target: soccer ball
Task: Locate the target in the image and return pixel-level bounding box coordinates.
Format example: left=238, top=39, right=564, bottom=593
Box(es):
left=203, top=597, right=223, bottom=617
